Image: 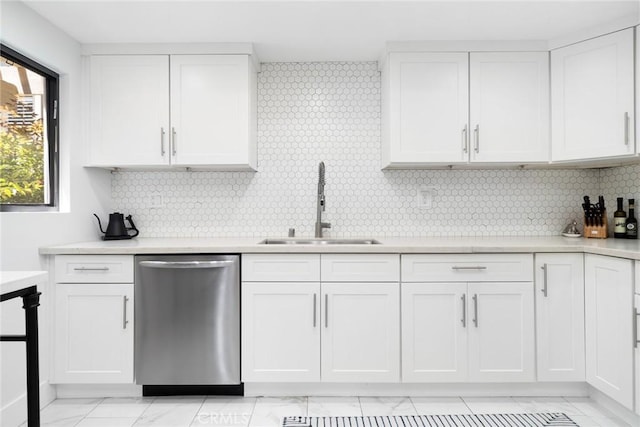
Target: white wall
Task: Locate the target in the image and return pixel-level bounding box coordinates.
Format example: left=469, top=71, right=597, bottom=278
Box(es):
left=0, top=2, right=111, bottom=425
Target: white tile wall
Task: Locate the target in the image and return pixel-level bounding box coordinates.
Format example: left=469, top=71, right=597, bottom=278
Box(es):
left=112, top=62, right=607, bottom=238
left=600, top=163, right=640, bottom=232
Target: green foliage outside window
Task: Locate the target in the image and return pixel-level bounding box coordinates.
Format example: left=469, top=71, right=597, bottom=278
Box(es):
left=0, top=119, right=45, bottom=204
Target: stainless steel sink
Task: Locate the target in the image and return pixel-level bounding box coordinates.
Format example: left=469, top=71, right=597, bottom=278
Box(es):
left=259, top=238, right=381, bottom=245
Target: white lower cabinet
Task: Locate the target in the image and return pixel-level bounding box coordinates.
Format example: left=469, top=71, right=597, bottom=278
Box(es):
left=635, top=292, right=640, bottom=416
left=401, top=254, right=535, bottom=383
left=535, top=253, right=585, bottom=382
left=53, top=283, right=134, bottom=383
left=321, top=282, right=399, bottom=382
left=467, top=282, right=535, bottom=382
left=401, top=281, right=534, bottom=382
left=52, top=255, right=135, bottom=384
left=585, top=254, right=634, bottom=410
left=241, top=282, right=320, bottom=382
left=241, top=254, right=400, bottom=383
left=401, top=283, right=468, bottom=382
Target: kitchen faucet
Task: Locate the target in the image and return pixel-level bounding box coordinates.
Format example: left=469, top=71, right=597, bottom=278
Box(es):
left=315, top=161, right=331, bottom=238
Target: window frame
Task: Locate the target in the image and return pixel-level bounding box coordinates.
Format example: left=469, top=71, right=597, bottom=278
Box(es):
left=0, top=44, right=59, bottom=212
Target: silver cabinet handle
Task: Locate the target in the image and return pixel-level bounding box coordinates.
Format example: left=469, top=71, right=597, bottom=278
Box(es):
left=461, top=294, right=467, bottom=327
left=138, top=260, right=234, bottom=269
left=313, top=293, right=317, bottom=327
left=541, top=264, right=548, bottom=297
left=171, top=127, right=177, bottom=156
left=634, top=308, right=639, bottom=349
left=325, top=294, right=328, bottom=328
left=122, top=296, right=129, bottom=329
left=73, top=267, right=109, bottom=271
left=451, top=266, right=487, bottom=270
left=474, top=124, right=479, bottom=153
left=160, top=127, right=166, bottom=156
left=472, top=294, right=478, bottom=327
left=462, top=125, right=468, bottom=153
left=624, top=112, right=630, bottom=146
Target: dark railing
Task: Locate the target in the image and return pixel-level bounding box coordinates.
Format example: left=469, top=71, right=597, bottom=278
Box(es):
left=1, top=285, right=41, bottom=427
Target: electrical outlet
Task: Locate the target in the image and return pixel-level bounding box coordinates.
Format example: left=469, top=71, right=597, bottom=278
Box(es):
left=149, top=192, right=163, bottom=209
left=416, top=187, right=436, bottom=210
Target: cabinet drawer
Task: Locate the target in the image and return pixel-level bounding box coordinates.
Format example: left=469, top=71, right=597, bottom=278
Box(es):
left=55, top=255, right=134, bottom=283
left=402, top=254, right=533, bottom=282
left=321, top=254, right=399, bottom=282
left=242, top=254, right=320, bottom=282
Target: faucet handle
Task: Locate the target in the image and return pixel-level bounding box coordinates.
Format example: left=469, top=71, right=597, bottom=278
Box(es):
left=288, top=228, right=296, bottom=237
left=322, top=222, right=331, bottom=229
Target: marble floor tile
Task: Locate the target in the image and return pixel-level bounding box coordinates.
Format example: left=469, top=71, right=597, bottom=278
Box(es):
left=359, top=397, right=417, bottom=416
left=563, top=397, right=620, bottom=418
left=567, top=415, right=631, bottom=427
left=512, top=397, right=584, bottom=415
left=134, top=397, right=205, bottom=427
left=40, top=399, right=103, bottom=426
left=87, top=397, right=155, bottom=418
left=307, top=397, right=362, bottom=417
left=461, top=397, right=527, bottom=414
left=410, top=397, right=472, bottom=415
left=76, top=417, right=139, bottom=427
left=192, top=397, right=256, bottom=427
left=590, top=416, right=633, bottom=427
left=248, top=397, right=307, bottom=427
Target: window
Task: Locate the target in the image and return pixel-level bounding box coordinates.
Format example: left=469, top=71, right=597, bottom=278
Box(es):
left=0, top=44, right=59, bottom=211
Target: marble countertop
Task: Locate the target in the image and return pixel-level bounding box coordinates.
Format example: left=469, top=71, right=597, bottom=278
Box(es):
left=0, top=271, right=48, bottom=295
left=39, top=236, right=640, bottom=260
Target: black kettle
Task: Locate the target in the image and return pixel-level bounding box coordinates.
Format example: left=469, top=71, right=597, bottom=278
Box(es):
left=93, top=212, right=139, bottom=240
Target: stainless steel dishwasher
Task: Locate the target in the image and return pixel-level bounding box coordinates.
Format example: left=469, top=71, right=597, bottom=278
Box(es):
left=134, top=254, right=241, bottom=395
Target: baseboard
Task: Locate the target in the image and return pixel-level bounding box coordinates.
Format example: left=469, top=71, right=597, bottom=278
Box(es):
left=0, top=381, right=55, bottom=427
left=55, top=384, right=142, bottom=398
left=588, top=386, right=640, bottom=426
left=244, top=382, right=589, bottom=397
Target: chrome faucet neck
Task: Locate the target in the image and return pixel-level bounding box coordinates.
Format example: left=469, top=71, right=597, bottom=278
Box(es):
left=315, top=162, right=331, bottom=238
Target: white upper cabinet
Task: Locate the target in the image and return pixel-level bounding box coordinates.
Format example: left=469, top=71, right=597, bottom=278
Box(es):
left=469, top=52, right=549, bottom=163
left=637, top=25, right=639, bottom=156
left=170, top=55, right=256, bottom=168
left=87, top=54, right=257, bottom=170
left=88, top=55, right=170, bottom=167
left=382, top=51, right=549, bottom=168
left=551, top=28, right=635, bottom=162
left=383, top=52, right=469, bottom=166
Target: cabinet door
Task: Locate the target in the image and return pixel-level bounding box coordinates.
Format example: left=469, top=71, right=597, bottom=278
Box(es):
left=321, top=282, right=400, bottom=382
left=467, top=282, right=535, bottom=382
left=170, top=55, right=256, bottom=169
left=469, top=52, right=549, bottom=163
left=88, top=55, right=170, bottom=167
left=635, top=293, right=640, bottom=416
left=384, top=52, right=469, bottom=166
left=585, top=254, right=634, bottom=410
left=535, top=254, right=585, bottom=382
left=551, top=29, right=635, bottom=161
left=241, top=282, right=320, bottom=382
left=637, top=26, right=639, bottom=156
left=401, top=283, right=467, bottom=382
left=53, top=284, right=133, bottom=383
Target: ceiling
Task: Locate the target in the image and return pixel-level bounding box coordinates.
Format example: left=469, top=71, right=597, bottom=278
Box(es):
left=20, top=0, right=640, bottom=62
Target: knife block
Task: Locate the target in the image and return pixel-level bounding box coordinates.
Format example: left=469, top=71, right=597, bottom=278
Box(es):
left=584, top=212, right=608, bottom=239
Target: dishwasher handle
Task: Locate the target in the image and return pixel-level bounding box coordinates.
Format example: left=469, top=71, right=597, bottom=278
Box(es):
left=138, top=260, right=235, bottom=269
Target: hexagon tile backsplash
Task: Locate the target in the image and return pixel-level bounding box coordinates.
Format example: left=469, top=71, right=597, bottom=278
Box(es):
left=111, top=62, right=636, bottom=238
